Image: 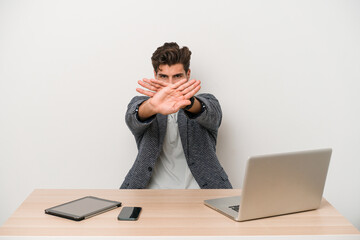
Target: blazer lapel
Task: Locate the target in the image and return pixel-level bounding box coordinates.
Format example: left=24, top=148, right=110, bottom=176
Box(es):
left=177, top=110, right=188, bottom=159
left=157, top=114, right=167, bottom=148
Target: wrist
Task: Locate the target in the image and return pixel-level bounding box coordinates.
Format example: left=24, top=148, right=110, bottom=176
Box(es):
left=146, top=98, right=158, bottom=113
left=138, top=99, right=157, bottom=120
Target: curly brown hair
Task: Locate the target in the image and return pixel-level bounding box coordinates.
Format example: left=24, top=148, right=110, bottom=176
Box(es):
left=151, top=42, right=192, bottom=73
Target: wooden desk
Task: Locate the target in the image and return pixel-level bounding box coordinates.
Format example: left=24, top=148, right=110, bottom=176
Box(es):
left=0, top=189, right=359, bottom=239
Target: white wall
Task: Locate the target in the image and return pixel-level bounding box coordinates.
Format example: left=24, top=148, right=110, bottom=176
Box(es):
left=1, top=0, right=359, bottom=230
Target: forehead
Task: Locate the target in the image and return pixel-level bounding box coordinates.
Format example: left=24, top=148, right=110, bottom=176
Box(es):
left=157, top=63, right=185, bottom=74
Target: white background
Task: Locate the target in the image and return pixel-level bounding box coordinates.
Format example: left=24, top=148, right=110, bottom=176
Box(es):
left=0, top=0, right=359, bottom=230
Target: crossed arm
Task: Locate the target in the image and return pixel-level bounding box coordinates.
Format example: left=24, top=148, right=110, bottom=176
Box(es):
left=136, top=78, right=202, bottom=121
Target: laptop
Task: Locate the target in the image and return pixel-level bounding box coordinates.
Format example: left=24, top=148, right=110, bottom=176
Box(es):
left=204, top=148, right=332, bottom=221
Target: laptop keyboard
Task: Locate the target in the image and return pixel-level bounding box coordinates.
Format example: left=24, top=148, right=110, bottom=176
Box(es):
left=229, top=205, right=240, bottom=212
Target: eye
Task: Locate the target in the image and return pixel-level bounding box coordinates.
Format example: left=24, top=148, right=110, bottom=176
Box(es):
left=174, top=74, right=183, bottom=79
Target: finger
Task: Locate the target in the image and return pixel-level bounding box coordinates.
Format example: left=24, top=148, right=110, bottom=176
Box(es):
left=136, top=88, right=155, bottom=97
left=170, top=78, right=188, bottom=89
left=141, top=78, right=161, bottom=89
left=177, top=79, right=197, bottom=91
left=138, top=80, right=158, bottom=92
left=184, top=85, right=201, bottom=99
left=150, top=79, right=169, bottom=87
left=179, top=80, right=200, bottom=96
left=179, top=80, right=201, bottom=94
left=145, top=79, right=163, bottom=89
left=174, top=99, right=191, bottom=109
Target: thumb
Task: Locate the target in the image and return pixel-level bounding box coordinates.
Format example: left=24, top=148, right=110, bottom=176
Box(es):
left=175, top=99, right=191, bottom=109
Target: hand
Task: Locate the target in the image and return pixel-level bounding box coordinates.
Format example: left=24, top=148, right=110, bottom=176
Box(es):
left=136, top=78, right=201, bottom=116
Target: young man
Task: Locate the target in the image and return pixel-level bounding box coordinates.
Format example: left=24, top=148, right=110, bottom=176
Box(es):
left=120, top=42, right=232, bottom=189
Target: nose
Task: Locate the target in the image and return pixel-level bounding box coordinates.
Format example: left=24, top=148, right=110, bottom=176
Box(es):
left=169, top=78, right=175, bottom=84
left=168, top=77, right=176, bottom=84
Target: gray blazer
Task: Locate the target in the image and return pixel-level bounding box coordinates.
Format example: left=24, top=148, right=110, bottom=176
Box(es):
left=120, top=93, right=232, bottom=189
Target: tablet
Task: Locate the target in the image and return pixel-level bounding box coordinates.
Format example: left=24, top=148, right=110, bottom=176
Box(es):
left=45, top=196, right=121, bottom=221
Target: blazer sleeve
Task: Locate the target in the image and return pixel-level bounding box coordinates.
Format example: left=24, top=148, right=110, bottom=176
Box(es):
left=125, top=96, right=156, bottom=138
left=184, top=93, right=222, bottom=133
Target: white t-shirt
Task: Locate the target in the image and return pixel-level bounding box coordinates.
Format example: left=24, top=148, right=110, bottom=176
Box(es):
left=147, top=112, right=200, bottom=189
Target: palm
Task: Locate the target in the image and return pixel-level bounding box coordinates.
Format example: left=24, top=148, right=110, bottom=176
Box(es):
left=149, top=85, right=189, bottom=115
left=136, top=78, right=201, bottom=115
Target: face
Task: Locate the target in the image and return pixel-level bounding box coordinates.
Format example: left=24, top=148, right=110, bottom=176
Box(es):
left=154, top=63, right=191, bottom=84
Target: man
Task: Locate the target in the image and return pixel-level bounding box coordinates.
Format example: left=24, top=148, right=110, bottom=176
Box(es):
left=120, top=42, right=232, bottom=189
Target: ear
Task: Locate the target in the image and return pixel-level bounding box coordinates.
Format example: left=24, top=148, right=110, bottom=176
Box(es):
left=154, top=70, right=157, bottom=78
left=187, top=69, right=191, bottom=80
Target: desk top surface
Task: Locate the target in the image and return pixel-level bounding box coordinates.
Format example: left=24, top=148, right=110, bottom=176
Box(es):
left=0, top=189, right=359, bottom=237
